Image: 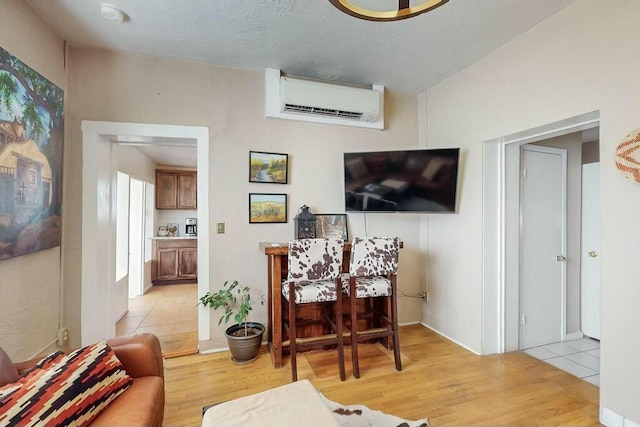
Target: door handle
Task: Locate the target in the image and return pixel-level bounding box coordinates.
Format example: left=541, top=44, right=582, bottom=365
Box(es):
left=588, top=251, right=598, bottom=258
left=556, top=255, right=566, bottom=262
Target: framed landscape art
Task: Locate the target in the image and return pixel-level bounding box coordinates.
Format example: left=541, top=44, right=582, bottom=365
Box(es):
left=249, top=151, right=288, bottom=184
left=249, top=193, right=287, bottom=223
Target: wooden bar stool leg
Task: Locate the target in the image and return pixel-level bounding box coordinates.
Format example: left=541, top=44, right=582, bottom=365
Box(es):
left=350, top=277, right=360, bottom=378
left=391, top=278, right=402, bottom=371
left=335, top=279, right=346, bottom=381
left=289, top=282, right=298, bottom=382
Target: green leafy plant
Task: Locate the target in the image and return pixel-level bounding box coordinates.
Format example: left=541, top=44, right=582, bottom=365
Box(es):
left=199, top=280, right=264, bottom=337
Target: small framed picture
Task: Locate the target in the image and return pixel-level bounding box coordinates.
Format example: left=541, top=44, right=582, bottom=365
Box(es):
left=249, top=151, right=288, bottom=184
left=316, top=214, right=348, bottom=240
left=249, top=193, right=288, bottom=223
left=167, top=223, right=179, bottom=237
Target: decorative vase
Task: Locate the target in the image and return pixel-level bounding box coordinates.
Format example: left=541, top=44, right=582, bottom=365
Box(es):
left=225, top=322, right=265, bottom=365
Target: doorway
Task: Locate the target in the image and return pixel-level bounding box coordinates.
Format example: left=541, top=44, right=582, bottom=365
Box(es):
left=80, top=121, right=210, bottom=347
left=481, top=110, right=600, bottom=355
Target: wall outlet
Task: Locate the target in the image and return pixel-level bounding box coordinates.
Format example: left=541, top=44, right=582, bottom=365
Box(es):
left=216, top=222, right=225, bottom=234
left=57, top=327, right=69, bottom=346
left=422, top=291, right=430, bottom=302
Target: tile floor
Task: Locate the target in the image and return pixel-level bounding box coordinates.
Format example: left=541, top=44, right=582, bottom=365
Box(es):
left=116, top=283, right=198, bottom=357
left=524, top=337, right=600, bottom=386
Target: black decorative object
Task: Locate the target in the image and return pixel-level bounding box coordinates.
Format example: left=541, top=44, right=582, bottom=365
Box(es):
left=294, top=205, right=317, bottom=239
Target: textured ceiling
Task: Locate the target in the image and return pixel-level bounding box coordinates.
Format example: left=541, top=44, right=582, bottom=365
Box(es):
left=27, top=0, right=574, bottom=94
left=25, top=0, right=575, bottom=167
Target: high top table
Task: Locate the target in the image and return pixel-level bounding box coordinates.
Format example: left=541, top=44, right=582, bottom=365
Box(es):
left=259, top=242, right=353, bottom=368
left=260, top=241, right=401, bottom=368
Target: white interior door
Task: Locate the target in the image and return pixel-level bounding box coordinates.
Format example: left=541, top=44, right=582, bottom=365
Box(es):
left=520, top=145, right=567, bottom=349
left=128, top=178, right=145, bottom=299
left=114, top=172, right=130, bottom=321
left=581, top=162, right=601, bottom=340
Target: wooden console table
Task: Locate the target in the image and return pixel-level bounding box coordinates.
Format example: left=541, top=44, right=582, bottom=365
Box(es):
left=259, top=240, right=401, bottom=368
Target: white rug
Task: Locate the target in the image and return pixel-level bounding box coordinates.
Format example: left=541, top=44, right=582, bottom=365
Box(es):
left=319, top=393, right=430, bottom=427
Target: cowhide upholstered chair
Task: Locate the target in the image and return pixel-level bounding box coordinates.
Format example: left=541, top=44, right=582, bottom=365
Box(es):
left=344, top=237, right=401, bottom=378
left=283, top=238, right=346, bottom=382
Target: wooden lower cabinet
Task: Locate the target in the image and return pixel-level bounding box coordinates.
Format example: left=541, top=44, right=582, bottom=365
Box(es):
left=152, top=239, right=197, bottom=284
left=178, top=248, right=197, bottom=279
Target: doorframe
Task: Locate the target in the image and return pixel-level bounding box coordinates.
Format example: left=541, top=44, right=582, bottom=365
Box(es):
left=81, top=121, right=210, bottom=346
left=481, top=111, right=599, bottom=354
left=518, top=144, right=568, bottom=349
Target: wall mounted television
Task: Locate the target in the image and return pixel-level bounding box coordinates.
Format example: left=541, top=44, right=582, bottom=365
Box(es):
left=344, top=148, right=460, bottom=213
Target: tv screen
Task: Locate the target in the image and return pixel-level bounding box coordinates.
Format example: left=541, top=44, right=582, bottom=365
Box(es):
left=344, top=148, right=460, bottom=213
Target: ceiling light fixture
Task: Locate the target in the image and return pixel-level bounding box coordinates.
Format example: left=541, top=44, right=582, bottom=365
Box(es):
left=328, top=0, right=448, bottom=22
left=100, top=3, right=125, bottom=22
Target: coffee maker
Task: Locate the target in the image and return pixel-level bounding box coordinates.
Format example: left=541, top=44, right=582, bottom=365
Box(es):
left=185, top=218, right=197, bottom=236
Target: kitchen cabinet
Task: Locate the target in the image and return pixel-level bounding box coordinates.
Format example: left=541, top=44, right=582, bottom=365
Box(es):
left=156, top=170, right=197, bottom=209
left=152, top=238, right=197, bottom=284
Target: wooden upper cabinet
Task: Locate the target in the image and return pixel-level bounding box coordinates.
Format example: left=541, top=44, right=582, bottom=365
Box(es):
left=177, top=172, right=197, bottom=209
left=156, top=170, right=197, bottom=209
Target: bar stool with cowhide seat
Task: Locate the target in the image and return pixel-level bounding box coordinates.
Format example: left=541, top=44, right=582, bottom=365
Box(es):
left=344, top=236, right=402, bottom=378
left=283, top=238, right=346, bottom=382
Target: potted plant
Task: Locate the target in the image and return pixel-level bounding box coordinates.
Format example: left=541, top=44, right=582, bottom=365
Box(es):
left=199, top=280, right=265, bottom=365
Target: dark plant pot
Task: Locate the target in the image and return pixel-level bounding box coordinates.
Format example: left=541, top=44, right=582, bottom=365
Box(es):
left=225, top=322, right=265, bottom=365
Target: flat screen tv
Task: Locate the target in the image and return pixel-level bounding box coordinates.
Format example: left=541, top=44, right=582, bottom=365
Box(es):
left=344, top=148, right=460, bottom=213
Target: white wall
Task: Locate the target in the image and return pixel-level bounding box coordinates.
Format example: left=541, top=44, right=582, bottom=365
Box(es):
left=65, top=48, right=423, bottom=351
left=118, top=146, right=156, bottom=183
left=0, top=0, right=66, bottom=361
left=425, top=0, right=640, bottom=422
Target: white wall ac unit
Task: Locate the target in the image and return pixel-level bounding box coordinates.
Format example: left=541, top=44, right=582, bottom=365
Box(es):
left=265, top=68, right=384, bottom=130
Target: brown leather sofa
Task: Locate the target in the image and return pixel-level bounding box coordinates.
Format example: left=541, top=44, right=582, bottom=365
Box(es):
left=13, top=334, right=165, bottom=426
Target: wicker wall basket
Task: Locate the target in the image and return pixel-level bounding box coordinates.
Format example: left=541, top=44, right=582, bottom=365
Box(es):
left=615, top=128, right=640, bottom=183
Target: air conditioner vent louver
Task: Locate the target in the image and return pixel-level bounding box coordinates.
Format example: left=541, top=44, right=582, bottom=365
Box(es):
left=283, top=104, right=364, bottom=120
left=265, top=68, right=384, bottom=130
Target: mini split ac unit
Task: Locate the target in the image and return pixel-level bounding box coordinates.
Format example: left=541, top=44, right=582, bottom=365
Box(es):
left=265, top=68, right=384, bottom=130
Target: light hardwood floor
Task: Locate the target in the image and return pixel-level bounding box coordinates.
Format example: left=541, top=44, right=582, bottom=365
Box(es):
left=115, top=283, right=198, bottom=357
left=163, top=324, right=600, bottom=427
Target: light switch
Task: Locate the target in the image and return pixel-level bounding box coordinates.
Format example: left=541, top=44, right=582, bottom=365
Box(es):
left=216, top=222, right=225, bottom=234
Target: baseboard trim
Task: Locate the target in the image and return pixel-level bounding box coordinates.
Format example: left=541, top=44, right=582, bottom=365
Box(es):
left=600, top=405, right=640, bottom=427
left=29, top=338, right=58, bottom=359
left=565, top=331, right=584, bottom=341
left=419, top=322, right=481, bottom=355
left=198, top=341, right=269, bottom=355
left=399, top=321, right=420, bottom=327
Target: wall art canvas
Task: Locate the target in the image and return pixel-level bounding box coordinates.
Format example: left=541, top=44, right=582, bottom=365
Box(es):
left=249, top=151, right=288, bottom=184
left=249, top=193, right=287, bottom=223
left=0, top=47, right=64, bottom=260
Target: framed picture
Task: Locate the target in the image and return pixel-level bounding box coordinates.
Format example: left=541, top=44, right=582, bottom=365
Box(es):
left=249, top=193, right=288, bottom=223
left=249, top=151, right=288, bottom=184
left=316, top=214, right=348, bottom=240
left=167, top=223, right=178, bottom=237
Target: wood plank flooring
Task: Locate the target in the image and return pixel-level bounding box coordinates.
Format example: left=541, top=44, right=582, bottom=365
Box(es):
left=163, top=325, right=600, bottom=426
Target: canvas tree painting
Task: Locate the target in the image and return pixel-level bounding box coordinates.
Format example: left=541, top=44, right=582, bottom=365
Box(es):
left=0, top=47, right=64, bottom=260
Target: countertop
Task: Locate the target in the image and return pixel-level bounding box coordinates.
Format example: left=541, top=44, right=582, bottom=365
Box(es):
left=150, top=236, right=198, bottom=240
